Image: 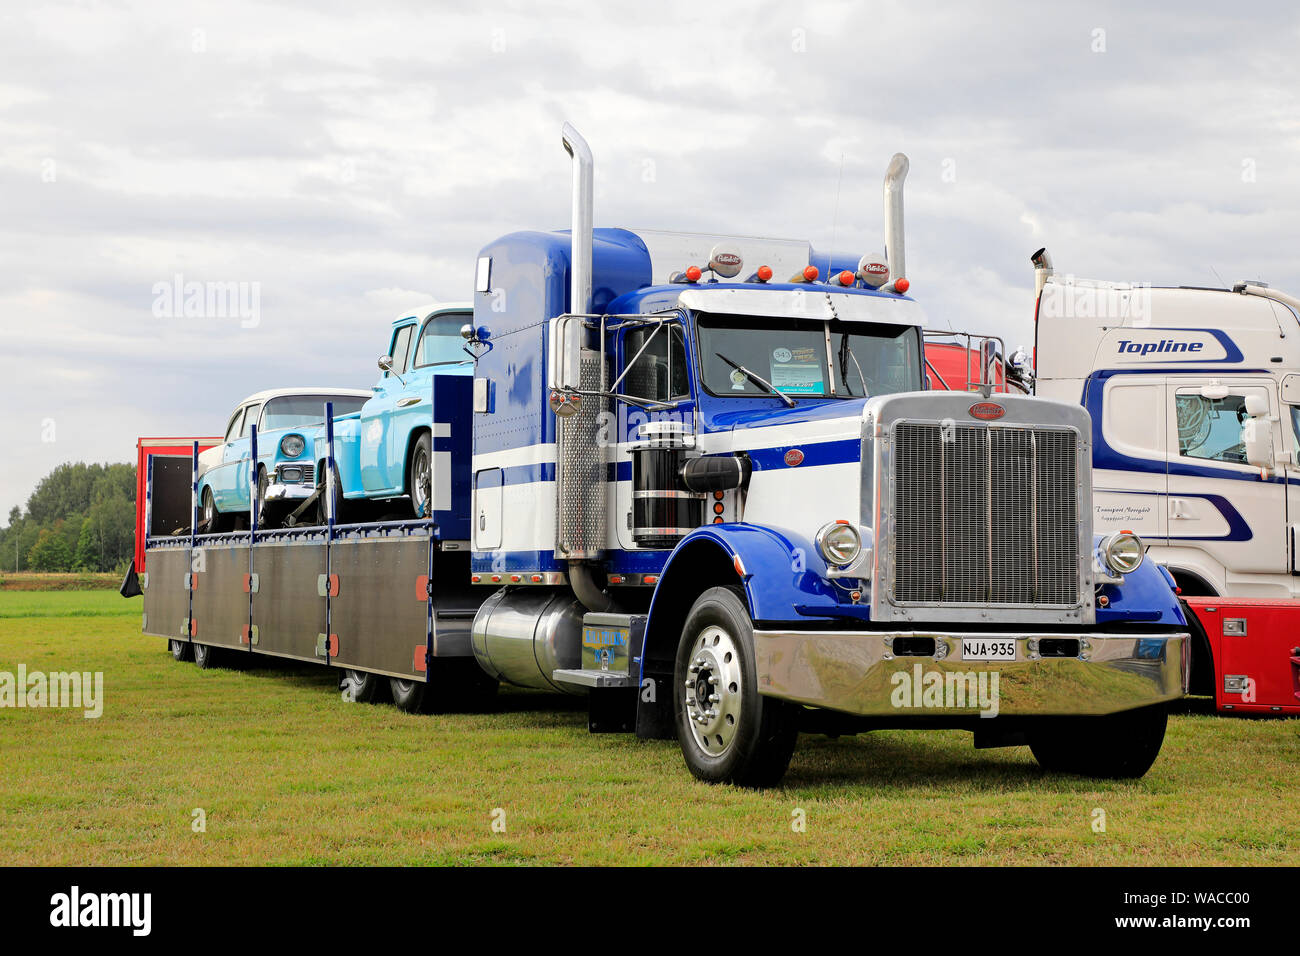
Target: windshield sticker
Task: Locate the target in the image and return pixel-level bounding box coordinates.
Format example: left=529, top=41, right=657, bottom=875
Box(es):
left=730, top=368, right=748, bottom=390
left=770, top=347, right=823, bottom=394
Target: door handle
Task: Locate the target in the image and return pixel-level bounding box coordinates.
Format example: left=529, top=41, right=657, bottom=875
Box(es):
left=396, top=397, right=422, bottom=408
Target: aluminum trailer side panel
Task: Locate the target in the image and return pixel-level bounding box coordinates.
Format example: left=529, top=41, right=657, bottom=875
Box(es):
left=141, top=546, right=191, bottom=641
left=250, top=534, right=328, bottom=665
left=191, top=541, right=254, bottom=654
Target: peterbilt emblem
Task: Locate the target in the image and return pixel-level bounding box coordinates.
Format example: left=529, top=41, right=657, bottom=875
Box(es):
left=969, top=402, right=1006, bottom=421
left=784, top=448, right=804, bottom=467
left=857, top=254, right=890, bottom=288
left=708, top=245, right=744, bottom=278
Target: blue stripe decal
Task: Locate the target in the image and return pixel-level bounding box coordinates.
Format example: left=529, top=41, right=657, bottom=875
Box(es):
left=747, top=439, right=860, bottom=470
left=1083, top=370, right=1286, bottom=486
left=1096, top=488, right=1253, bottom=542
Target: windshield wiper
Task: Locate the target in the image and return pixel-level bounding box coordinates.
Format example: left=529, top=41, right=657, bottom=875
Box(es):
left=838, top=334, right=869, bottom=398
left=714, top=353, right=797, bottom=407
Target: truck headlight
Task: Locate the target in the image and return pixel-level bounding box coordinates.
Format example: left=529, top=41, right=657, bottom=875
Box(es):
left=816, top=520, right=861, bottom=567
left=1102, top=530, right=1144, bottom=575
left=280, top=434, right=305, bottom=458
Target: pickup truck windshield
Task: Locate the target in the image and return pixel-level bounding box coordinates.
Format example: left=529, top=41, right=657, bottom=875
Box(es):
left=695, top=312, right=921, bottom=399
left=261, top=395, right=367, bottom=431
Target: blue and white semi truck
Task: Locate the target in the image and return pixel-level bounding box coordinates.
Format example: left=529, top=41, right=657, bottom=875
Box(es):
left=138, top=126, right=1189, bottom=787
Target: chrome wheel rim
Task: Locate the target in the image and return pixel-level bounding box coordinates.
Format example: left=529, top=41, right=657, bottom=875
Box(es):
left=203, top=492, right=214, bottom=524
left=413, top=450, right=430, bottom=516
left=683, top=624, right=744, bottom=757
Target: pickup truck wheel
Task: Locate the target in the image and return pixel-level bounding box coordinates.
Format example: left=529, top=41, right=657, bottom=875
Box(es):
left=192, top=642, right=220, bottom=670
left=409, top=433, right=432, bottom=519
left=341, top=669, right=388, bottom=704
left=1029, top=704, right=1168, bottom=779
left=169, top=639, right=193, bottom=662
left=673, top=586, right=798, bottom=787
left=315, top=462, right=345, bottom=526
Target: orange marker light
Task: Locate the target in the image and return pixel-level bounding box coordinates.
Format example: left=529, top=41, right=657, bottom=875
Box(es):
left=802, top=265, right=819, bottom=282
left=643, top=575, right=658, bottom=585
left=894, top=277, right=910, bottom=294
left=686, top=265, right=702, bottom=282
left=838, top=270, right=854, bottom=286
left=733, top=554, right=747, bottom=577
left=757, top=265, right=773, bottom=281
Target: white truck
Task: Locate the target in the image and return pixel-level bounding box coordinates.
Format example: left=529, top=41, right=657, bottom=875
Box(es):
left=1031, top=249, right=1300, bottom=713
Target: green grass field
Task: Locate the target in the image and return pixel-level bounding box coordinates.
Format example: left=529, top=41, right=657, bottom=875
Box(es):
left=0, top=589, right=1296, bottom=866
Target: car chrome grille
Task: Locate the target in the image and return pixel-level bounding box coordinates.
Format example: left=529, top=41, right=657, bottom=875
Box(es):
left=892, top=422, right=1079, bottom=607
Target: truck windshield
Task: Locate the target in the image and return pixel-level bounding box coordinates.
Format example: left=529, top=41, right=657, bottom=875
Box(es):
left=261, top=395, right=366, bottom=431
left=695, top=312, right=921, bottom=399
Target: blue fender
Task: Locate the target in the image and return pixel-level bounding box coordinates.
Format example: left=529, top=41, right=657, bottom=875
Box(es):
left=650, top=524, right=843, bottom=625
left=1095, top=540, right=1187, bottom=627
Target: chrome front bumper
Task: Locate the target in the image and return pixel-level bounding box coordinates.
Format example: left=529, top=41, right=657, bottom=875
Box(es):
left=753, top=629, right=1188, bottom=717
left=264, top=481, right=314, bottom=502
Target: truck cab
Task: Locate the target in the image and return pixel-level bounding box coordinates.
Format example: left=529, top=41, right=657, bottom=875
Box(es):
left=462, top=128, right=1188, bottom=786
left=1032, top=260, right=1300, bottom=600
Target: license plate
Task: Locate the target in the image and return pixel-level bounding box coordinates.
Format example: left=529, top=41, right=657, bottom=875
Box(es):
left=962, top=638, right=1017, bottom=662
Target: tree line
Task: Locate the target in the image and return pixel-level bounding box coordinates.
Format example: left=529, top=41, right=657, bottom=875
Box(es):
left=0, top=462, right=136, bottom=574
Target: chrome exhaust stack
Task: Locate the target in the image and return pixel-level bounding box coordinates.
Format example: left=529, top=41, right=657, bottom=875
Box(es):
left=1032, top=247, right=1054, bottom=300
left=562, top=122, right=594, bottom=318
left=882, top=153, right=909, bottom=292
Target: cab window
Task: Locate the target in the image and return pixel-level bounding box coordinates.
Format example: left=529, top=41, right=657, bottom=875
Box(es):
left=240, top=403, right=263, bottom=439
left=225, top=407, right=246, bottom=442
left=415, top=313, right=471, bottom=367
left=388, top=325, right=415, bottom=376
left=623, top=323, right=690, bottom=402
left=1175, top=394, right=1249, bottom=464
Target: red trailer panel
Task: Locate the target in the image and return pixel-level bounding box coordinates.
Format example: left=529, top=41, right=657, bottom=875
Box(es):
left=134, top=437, right=221, bottom=573
left=1184, top=597, right=1300, bottom=715
left=924, top=342, right=1011, bottom=392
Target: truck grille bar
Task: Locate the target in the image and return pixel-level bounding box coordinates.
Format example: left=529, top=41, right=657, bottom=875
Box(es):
left=892, top=422, right=1079, bottom=606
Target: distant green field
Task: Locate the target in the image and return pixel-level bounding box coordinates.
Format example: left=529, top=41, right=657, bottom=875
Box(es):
left=0, top=591, right=1296, bottom=865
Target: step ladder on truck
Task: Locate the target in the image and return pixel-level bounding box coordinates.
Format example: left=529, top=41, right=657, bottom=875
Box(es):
left=130, top=126, right=1191, bottom=787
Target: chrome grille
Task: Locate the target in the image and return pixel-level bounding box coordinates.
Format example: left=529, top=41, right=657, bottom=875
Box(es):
left=892, top=422, right=1079, bottom=606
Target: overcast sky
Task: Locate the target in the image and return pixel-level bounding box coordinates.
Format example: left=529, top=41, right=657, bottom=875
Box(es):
left=2, top=0, right=1298, bottom=519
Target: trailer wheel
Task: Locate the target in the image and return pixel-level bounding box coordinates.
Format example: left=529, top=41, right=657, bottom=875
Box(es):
left=169, top=639, right=193, bottom=662
left=192, top=642, right=220, bottom=670
left=673, top=586, right=798, bottom=787
left=389, top=677, right=428, bottom=713
left=341, top=669, right=389, bottom=704
left=409, top=432, right=432, bottom=519
left=1028, top=703, right=1168, bottom=779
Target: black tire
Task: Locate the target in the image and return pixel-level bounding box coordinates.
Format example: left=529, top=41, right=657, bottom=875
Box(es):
left=192, top=642, right=220, bottom=670
left=255, top=466, right=274, bottom=528
left=389, top=676, right=429, bottom=713
left=408, top=432, right=432, bottom=519
left=341, top=669, right=389, bottom=704
left=169, top=638, right=193, bottom=662
left=389, top=660, right=499, bottom=714
left=1029, top=703, right=1169, bottom=779
left=315, top=461, right=345, bottom=526
left=201, top=487, right=229, bottom=534
left=673, top=586, right=798, bottom=787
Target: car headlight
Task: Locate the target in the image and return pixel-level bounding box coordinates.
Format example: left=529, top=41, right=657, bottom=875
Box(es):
left=816, top=520, right=861, bottom=567
left=1102, top=530, right=1144, bottom=575
left=280, top=434, right=305, bottom=458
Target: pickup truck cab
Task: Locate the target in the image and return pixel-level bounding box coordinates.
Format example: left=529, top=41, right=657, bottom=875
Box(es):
left=315, top=303, right=473, bottom=519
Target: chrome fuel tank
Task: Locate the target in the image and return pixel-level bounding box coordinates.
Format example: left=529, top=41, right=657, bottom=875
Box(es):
left=470, top=589, right=586, bottom=694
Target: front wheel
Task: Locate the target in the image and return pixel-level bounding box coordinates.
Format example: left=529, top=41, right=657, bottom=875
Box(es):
left=673, top=586, right=798, bottom=787
left=1028, top=704, right=1169, bottom=779
left=169, top=638, right=193, bottom=662
left=409, top=432, right=432, bottom=519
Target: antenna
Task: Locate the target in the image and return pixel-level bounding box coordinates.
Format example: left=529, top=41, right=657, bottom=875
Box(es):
left=1210, top=265, right=1227, bottom=289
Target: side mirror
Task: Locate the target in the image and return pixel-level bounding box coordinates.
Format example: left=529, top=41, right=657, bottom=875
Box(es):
left=1281, top=373, right=1300, bottom=406
left=378, top=355, right=394, bottom=372
left=1242, top=394, right=1274, bottom=470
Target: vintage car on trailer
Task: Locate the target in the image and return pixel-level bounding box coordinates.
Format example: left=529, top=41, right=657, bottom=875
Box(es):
left=197, top=387, right=370, bottom=530
left=310, top=303, right=473, bottom=521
